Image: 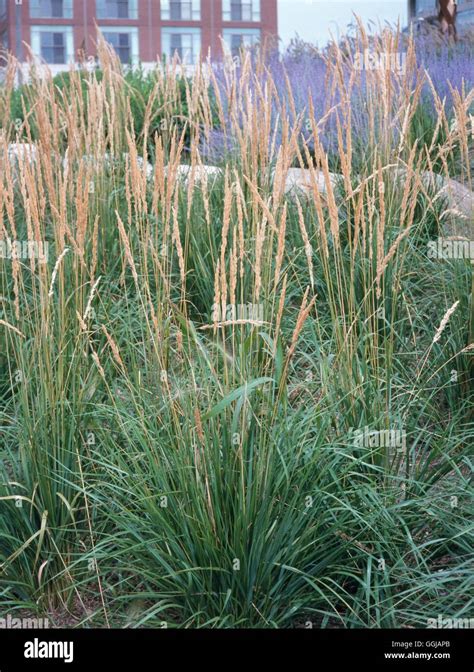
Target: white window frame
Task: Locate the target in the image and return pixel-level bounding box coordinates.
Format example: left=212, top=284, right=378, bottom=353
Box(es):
left=30, top=25, right=74, bottom=64
left=222, top=0, right=261, bottom=22
left=161, top=0, right=201, bottom=21
left=161, top=27, right=201, bottom=64
left=101, top=27, right=140, bottom=64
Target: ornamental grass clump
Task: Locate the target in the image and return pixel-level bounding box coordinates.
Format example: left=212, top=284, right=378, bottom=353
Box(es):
left=0, top=27, right=472, bottom=627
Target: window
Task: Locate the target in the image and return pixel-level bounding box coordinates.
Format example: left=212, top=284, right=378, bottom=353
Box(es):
left=30, top=0, right=73, bottom=19
left=222, top=28, right=260, bottom=56
left=171, top=2, right=191, bottom=20
left=105, top=33, right=130, bottom=62
left=231, top=2, right=248, bottom=21
left=96, top=0, right=138, bottom=20
left=161, top=27, right=201, bottom=64
left=222, top=0, right=260, bottom=22
left=42, top=32, right=65, bottom=63
left=31, top=26, right=74, bottom=64
left=161, top=0, right=200, bottom=21
left=102, top=28, right=139, bottom=64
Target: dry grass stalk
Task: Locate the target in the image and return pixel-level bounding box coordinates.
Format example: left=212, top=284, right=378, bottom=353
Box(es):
left=101, top=325, right=125, bottom=370
left=48, top=247, right=70, bottom=298
left=287, top=288, right=316, bottom=363
left=116, top=211, right=139, bottom=287
left=295, top=197, right=314, bottom=291
left=0, top=319, right=25, bottom=338
left=273, top=203, right=287, bottom=292
left=432, top=301, right=460, bottom=345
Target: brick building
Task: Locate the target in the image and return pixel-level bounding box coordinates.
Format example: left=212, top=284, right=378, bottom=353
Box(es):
left=0, top=0, right=278, bottom=71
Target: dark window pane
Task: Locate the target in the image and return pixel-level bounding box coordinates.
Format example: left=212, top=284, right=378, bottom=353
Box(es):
left=118, top=47, right=130, bottom=62
left=170, top=2, right=192, bottom=20
left=230, top=1, right=253, bottom=21
left=98, top=1, right=131, bottom=19
left=231, top=34, right=242, bottom=56
left=117, top=1, right=128, bottom=18
left=31, top=0, right=69, bottom=18
left=170, top=33, right=182, bottom=58
left=51, top=0, right=63, bottom=18
left=170, top=2, right=182, bottom=20
left=40, top=32, right=66, bottom=63
left=105, top=33, right=132, bottom=63
left=231, top=2, right=242, bottom=21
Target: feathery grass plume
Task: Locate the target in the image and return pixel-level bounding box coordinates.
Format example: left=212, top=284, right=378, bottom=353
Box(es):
left=101, top=325, right=125, bottom=370
left=76, top=310, right=88, bottom=333
left=375, top=163, right=386, bottom=300
left=287, top=287, right=316, bottom=363
left=0, top=319, right=25, bottom=338
left=229, top=235, right=238, bottom=311
left=432, top=301, right=460, bottom=345
left=48, top=247, right=70, bottom=298
left=295, top=197, right=314, bottom=291
left=234, top=174, right=246, bottom=280
left=219, top=171, right=233, bottom=312
left=172, top=188, right=186, bottom=294
left=83, top=276, right=101, bottom=323
left=254, top=214, right=267, bottom=303
left=375, top=174, right=420, bottom=295
left=116, top=211, right=139, bottom=287
left=213, top=257, right=221, bottom=333
left=91, top=348, right=107, bottom=380
left=90, top=214, right=100, bottom=284
left=273, top=203, right=287, bottom=292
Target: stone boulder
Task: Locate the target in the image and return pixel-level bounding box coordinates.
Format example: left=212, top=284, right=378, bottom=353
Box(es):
left=420, top=171, right=473, bottom=239
left=7, top=143, right=37, bottom=166
left=283, top=167, right=339, bottom=199
left=164, top=164, right=223, bottom=184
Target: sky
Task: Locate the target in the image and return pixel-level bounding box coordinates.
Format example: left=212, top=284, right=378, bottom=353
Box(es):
left=277, top=0, right=408, bottom=47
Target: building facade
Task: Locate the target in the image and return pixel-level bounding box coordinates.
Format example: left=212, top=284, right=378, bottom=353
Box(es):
left=407, top=0, right=474, bottom=28
left=0, top=0, right=278, bottom=71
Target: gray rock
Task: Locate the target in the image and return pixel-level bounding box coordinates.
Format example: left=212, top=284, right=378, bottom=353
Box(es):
left=420, top=171, right=473, bottom=239
left=165, top=164, right=223, bottom=184
left=283, top=167, right=339, bottom=198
